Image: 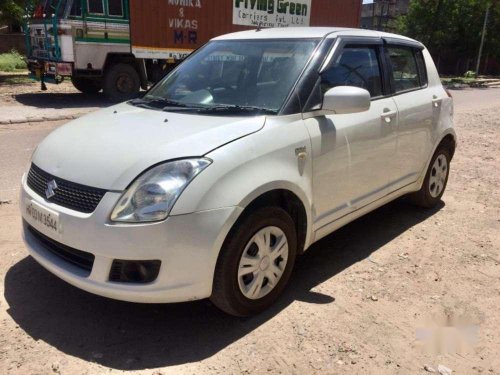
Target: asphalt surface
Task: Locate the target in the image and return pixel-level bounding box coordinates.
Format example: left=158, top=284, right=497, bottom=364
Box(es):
left=0, top=78, right=112, bottom=124
left=451, top=86, right=500, bottom=112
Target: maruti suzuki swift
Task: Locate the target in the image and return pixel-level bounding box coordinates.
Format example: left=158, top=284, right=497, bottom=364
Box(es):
left=20, top=28, right=455, bottom=316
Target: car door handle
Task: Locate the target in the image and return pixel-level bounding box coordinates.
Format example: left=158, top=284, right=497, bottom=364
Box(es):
left=381, top=109, right=397, bottom=123
left=432, top=95, right=442, bottom=107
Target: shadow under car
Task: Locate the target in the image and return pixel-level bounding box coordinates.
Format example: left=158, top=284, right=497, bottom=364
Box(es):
left=4, top=197, right=443, bottom=370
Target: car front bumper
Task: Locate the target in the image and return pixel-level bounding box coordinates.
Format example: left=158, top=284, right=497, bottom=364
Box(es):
left=20, top=174, right=242, bottom=303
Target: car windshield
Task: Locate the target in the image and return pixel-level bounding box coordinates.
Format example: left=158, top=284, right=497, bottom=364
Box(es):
left=142, top=39, right=319, bottom=115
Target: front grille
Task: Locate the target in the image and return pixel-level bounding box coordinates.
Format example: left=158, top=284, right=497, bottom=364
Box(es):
left=27, top=223, right=95, bottom=274
left=27, top=163, right=107, bottom=213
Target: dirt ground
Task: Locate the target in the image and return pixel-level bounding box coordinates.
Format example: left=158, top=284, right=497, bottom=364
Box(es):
left=0, top=76, right=111, bottom=123
left=0, top=87, right=499, bottom=375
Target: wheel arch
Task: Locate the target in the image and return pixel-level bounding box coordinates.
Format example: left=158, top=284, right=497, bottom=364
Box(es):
left=437, top=133, right=456, bottom=160
left=233, top=187, right=310, bottom=255
left=416, top=129, right=457, bottom=190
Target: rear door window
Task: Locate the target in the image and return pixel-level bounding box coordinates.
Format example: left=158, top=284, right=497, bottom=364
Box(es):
left=414, top=50, right=428, bottom=87
left=321, top=45, right=383, bottom=98
left=386, top=46, right=425, bottom=93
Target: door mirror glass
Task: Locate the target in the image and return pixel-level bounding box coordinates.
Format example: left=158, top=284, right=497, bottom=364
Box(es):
left=320, top=86, right=370, bottom=115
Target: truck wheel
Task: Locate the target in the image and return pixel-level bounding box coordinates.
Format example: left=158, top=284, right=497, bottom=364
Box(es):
left=211, top=207, right=297, bottom=317
left=71, top=77, right=102, bottom=94
left=103, top=63, right=140, bottom=102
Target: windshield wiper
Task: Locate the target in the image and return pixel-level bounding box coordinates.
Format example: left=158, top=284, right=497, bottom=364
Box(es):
left=191, top=104, right=278, bottom=115
left=128, top=100, right=156, bottom=109
left=129, top=97, right=188, bottom=109
left=131, top=98, right=277, bottom=115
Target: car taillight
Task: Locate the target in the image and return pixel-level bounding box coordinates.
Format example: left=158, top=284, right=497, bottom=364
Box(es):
left=445, top=89, right=452, bottom=98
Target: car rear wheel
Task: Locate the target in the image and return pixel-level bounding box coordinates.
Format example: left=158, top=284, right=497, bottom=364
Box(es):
left=411, top=147, right=451, bottom=208
left=71, top=77, right=102, bottom=94
left=211, top=207, right=297, bottom=317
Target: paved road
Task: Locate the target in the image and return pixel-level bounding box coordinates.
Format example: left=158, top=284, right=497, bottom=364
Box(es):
left=450, top=86, right=500, bottom=112
left=0, top=78, right=112, bottom=124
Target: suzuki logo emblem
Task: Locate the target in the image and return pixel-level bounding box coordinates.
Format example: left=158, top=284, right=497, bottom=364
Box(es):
left=45, top=179, right=58, bottom=199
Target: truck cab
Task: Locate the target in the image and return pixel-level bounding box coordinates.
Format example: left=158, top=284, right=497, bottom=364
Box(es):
left=25, top=0, right=143, bottom=101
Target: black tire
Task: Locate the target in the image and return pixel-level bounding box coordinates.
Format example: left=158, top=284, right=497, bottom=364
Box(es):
left=411, top=147, right=451, bottom=208
left=71, top=77, right=102, bottom=94
left=103, top=63, right=140, bottom=102
left=211, top=207, right=297, bottom=317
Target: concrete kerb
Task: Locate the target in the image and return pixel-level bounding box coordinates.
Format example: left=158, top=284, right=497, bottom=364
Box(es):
left=0, top=113, right=84, bottom=125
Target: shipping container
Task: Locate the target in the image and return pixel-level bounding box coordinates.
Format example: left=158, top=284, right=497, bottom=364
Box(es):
left=130, top=0, right=362, bottom=59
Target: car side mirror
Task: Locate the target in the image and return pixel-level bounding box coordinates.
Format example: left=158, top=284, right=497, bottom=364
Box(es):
left=318, top=86, right=371, bottom=115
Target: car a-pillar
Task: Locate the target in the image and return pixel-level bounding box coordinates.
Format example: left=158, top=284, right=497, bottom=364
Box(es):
left=102, top=54, right=147, bottom=102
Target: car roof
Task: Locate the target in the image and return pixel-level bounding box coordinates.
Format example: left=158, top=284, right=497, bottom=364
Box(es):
left=212, top=27, right=422, bottom=46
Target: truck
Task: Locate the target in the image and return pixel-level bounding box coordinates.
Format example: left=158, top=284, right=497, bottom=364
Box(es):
left=24, top=0, right=362, bottom=101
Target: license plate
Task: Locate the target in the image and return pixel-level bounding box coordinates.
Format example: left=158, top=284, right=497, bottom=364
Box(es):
left=25, top=199, right=60, bottom=237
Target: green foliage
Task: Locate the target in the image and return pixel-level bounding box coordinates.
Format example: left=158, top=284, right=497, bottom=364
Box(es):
left=464, top=70, right=477, bottom=78
left=0, top=50, right=27, bottom=72
left=0, top=75, right=32, bottom=84
left=397, top=0, right=500, bottom=59
left=0, top=0, right=25, bottom=26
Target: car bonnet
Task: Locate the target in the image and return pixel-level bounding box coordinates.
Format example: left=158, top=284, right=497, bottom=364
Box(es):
left=31, top=102, right=266, bottom=191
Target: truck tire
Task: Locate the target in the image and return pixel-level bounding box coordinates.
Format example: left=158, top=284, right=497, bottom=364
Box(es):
left=71, top=77, right=102, bottom=94
left=103, top=63, right=140, bottom=102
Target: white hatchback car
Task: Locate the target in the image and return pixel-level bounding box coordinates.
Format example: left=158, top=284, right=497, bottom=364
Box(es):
left=21, top=28, right=455, bottom=316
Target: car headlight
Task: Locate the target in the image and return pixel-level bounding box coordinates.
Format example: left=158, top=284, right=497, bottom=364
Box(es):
left=110, top=158, right=211, bottom=223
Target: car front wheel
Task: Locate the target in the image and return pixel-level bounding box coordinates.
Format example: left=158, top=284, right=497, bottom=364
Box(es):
left=211, top=207, right=297, bottom=317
